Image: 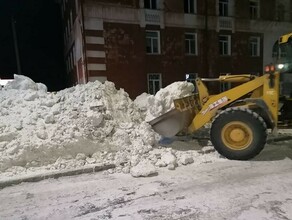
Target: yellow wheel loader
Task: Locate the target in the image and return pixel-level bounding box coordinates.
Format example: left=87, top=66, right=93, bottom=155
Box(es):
left=150, top=33, right=292, bottom=160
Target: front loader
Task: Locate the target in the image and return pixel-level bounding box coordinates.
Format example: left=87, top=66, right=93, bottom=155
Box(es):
left=150, top=32, right=292, bottom=160
left=150, top=69, right=291, bottom=160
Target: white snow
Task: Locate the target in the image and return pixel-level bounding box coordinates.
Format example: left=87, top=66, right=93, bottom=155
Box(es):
left=130, top=159, right=157, bottom=177
left=134, top=81, right=195, bottom=121
left=0, top=75, right=220, bottom=179
left=1, top=75, right=292, bottom=220
left=1, top=152, right=292, bottom=219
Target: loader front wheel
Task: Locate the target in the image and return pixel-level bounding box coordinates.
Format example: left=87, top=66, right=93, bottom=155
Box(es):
left=210, top=108, right=267, bottom=160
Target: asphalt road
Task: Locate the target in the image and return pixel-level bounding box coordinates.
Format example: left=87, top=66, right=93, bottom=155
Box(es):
left=0, top=139, right=292, bottom=220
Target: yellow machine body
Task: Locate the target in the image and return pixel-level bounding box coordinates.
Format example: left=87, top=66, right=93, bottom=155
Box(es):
left=185, top=72, right=280, bottom=133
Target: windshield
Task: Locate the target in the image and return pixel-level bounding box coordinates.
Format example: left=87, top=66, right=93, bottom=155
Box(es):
left=273, top=40, right=292, bottom=72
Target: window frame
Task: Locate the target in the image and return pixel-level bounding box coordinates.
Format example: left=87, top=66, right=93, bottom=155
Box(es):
left=147, top=73, right=162, bottom=95
left=184, top=0, right=197, bottom=14
left=219, top=35, right=231, bottom=56
left=185, top=33, right=198, bottom=55
left=219, top=0, right=229, bottom=17
left=249, top=0, right=260, bottom=19
left=144, top=0, right=157, bottom=10
left=249, top=36, right=260, bottom=57
left=146, top=30, right=161, bottom=54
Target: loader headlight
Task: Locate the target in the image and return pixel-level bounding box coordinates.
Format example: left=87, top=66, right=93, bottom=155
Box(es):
left=277, top=64, right=284, bottom=69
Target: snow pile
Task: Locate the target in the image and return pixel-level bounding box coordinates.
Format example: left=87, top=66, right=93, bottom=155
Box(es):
left=134, top=81, right=195, bottom=121
left=4, top=74, right=47, bottom=92
left=0, top=75, right=222, bottom=179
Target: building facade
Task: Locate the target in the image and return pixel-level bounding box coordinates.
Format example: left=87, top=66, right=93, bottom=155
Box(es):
left=59, top=0, right=292, bottom=98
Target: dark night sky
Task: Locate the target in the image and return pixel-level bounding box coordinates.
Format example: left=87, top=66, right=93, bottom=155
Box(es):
left=0, top=0, right=66, bottom=91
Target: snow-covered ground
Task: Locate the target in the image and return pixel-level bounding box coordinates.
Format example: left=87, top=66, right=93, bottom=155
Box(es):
left=1, top=75, right=292, bottom=219
left=0, top=140, right=292, bottom=220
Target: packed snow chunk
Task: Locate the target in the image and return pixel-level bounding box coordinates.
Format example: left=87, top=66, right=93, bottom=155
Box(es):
left=134, top=93, right=152, bottom=118
left=37, top=83, right=48, bottom=93
left=134, top=93, right=151, bottom=111
left=161, top=151, right=177, bottom=165
left=156, top=151, right=178, bottom=170
left=179, top=154, right=194, bottom=165
left=4, top=74, right=45, bottom=91
left=130, top=159, right=157, bottom=177
left=143, top=81, right=195, bottom=121
left=24, top=92, right=39, bottom=101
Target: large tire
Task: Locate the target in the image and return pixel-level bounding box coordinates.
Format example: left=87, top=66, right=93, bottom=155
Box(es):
left=210, top=107, right=267, bottom=160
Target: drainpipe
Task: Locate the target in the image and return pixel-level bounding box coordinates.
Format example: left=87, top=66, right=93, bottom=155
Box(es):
left=80, top=0, right=89, bottom=83
left=11, top=16, right=22, bottom=75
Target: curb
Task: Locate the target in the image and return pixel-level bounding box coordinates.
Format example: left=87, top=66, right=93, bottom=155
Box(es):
left=0, top=164, right=115, bottom=189
left=267, top=136, right=292, bottom=144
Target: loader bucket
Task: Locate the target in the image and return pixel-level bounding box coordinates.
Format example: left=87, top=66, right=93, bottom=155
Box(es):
left=149, top=95, right=200, bottom=137
left=149, top=109, right=195, bottom=137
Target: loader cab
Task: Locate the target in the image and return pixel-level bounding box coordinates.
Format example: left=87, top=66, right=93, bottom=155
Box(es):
left=272, top=33, right=292, bottom=97
left=270, top=33, right=292, bottom=124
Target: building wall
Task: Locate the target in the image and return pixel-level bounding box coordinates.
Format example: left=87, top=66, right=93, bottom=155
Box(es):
left=104, top=23, right=146, bottom=96
left=60, top=0, right=292, bottom=98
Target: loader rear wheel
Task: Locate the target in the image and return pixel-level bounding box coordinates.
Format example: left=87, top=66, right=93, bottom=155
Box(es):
left=210, top=107, right=267, bottom=160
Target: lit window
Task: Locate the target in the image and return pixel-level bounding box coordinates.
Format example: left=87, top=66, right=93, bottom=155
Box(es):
left=148, top=73, right=162, bottom=95
left=146, top=31, right=160, bottom=54
left=144, top=0, right=157, bottom=9
left=219, top=0, right=229, bottom=16
left=219, top=35, right=231, bottom=56
left=184, top=0, right=196, bottom=14
left=249, top=36, right=260, bottom=57
left=185, top=33, right=198, bottom=55
left=250, top=0, right=259, bottom=19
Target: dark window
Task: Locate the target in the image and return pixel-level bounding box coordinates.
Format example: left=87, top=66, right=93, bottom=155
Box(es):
left=219, top=0, right=229, bottom=16
left=145, top=0, right=157, bottom=9
left=219, top=35, right=231, bottom=55
left=146, top=31, right=160, bottom=54
left=250, top=0, right=259, bottom=19
left=148, top=74, right=161, bottom=94
left=276, top=3, right=285, bottom=21
left=249, top=37, right=260, bottom=57
left=184, top=0, right=195, bottom=14
left=185, top=33, right=197, bottom=55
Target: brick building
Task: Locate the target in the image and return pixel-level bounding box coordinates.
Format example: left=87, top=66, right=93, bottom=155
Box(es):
left=59, top=0, right=292, bottom=98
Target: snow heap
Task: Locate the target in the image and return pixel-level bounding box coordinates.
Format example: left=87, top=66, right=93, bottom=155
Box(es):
left=134, top=81, right=195, bottom=121
left=0, top=75, right=222, bottom=179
